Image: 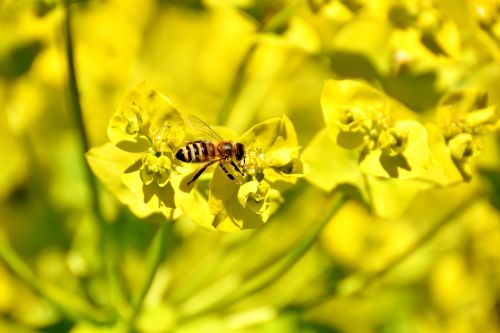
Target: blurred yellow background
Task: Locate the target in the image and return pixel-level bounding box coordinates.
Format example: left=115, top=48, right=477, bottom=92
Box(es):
left=0, top=0, right=499, bottom=332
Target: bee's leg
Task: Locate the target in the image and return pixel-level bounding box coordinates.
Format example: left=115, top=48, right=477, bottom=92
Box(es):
left=219, top=163, right=235, bottom=181
left=230, top=160, right=244, bottom=176
left=187, top=159, right=219, bottom=185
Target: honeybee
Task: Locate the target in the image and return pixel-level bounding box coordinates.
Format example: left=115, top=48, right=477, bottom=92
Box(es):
left=175, top=115, right=245, bottom=185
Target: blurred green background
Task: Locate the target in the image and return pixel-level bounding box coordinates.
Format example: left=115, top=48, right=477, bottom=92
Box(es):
left=1, top=0, right=500, bottom=332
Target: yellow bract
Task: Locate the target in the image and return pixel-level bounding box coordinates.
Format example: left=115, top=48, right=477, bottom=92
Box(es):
left=360, top=120, right=430, bottom=179
left=302, top=128, right=363, bottom=193
left=88, top=83, right=304, bottom=229
left=87, top=83, right=190, bottom=219
left=306, top=78, right=497, bottom=218
left=108, top=81, right=185, bottom=153
left=321, top=79, right=430, bottom=179
left=3, top=1, right=500, bottom=333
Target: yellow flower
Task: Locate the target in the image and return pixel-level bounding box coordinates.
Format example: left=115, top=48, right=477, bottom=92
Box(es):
left=321, top=79, right=430, bottom=179
left=183, top=116, right=303, bottom=231
left=87, top=82, right=190, bottom=219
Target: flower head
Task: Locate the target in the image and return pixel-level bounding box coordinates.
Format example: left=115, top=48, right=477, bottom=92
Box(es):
left=430, top=89, right=499, bottom=181
left=87, top=82, right=190, bottom=219
left=321, top=79, right=430, bottom=179
left=183, top=116, right=304, bottom=231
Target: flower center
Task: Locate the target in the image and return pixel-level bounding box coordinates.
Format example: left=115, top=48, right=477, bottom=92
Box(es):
left=244, top=148, right=267, bottom=181
left=140, top=153, right=172, bottom=187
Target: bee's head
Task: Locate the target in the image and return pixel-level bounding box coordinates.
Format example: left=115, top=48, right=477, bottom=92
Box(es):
left=235, top=143, right=245, bottom=161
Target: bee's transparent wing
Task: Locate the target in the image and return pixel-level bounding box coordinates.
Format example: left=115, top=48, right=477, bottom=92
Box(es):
left=187, top=114, right=224, bottom=141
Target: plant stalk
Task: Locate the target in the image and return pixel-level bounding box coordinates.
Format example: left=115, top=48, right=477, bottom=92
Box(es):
left=216, top=0, right=301, bottom=126
left=179, top=194, right=347, bottom=321
left=0, top=240, right=111, bottom=324
left=64, top=0, right=126, bottom=318
left=359, top=193, right=481, bottom=291
left=306, top=190, right=483, bottom=311
left=123, top=222, right=171, bottom=333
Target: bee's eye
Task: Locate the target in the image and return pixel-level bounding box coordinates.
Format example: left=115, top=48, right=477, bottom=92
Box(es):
left=235, top=143, right=244, bottom=161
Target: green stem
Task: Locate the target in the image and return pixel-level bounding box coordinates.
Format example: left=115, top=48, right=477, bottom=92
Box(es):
left=235, top=194, right=346, bottom=296
left=179, top=194, right=347, bottom=321
left=0, top=240, right=110, bottom=324
left=215, top=0, right=301, bottom=126
left=0, top=316, right=38, bottom=333
left=263, top=0, right=301, bottom=34
left=64, top=1, right=100, bottom=221
left=216, top=43, right=258, bottom=126
left=124, top=222, right=171, bottom=333
left=304, top=191, right=484, bottom=308
left=64, top=0, right=125, bottom=316
left=359, top=193, right=481, bottom=291
left=170, top=182, right=309, bottom=306
left=361, top=173, right=373, bottom=209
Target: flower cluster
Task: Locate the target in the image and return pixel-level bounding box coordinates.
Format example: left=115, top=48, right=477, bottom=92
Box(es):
left=87, top=83, right=304, bottom=230
left=474, top=0, right=500, bottom=45
left=322, top=79, right=429, bottom=179
left=87, top=82, right=191, bottom=219
left=303, top=79, right=498, bottom=218
left=431, top=89, right=499, bottom=181
left=183, top=117, right=304, bottom=231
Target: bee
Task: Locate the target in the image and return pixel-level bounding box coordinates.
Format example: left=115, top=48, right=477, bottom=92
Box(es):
left=175, top=115, right=245, bottom=185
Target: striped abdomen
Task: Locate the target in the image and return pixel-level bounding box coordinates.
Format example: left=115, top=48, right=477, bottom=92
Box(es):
left=175, top=141, right=217, bottom=163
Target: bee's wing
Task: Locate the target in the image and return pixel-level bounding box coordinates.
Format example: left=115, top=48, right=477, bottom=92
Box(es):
left=187, top=114, right=224, bottom=141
